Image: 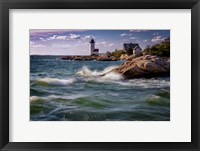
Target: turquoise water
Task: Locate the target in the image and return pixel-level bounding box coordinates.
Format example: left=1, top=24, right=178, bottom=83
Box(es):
left=30, top=55, right=170, bottom=121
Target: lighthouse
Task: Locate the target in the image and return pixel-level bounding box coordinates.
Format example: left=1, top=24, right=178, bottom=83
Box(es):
left=89, top=38, right=95, bottom=55
left=89, top=38, right=99, bottom=55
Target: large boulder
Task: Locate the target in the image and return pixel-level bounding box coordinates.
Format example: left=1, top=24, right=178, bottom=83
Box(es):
left=119, top=54, right=136, bottom=60
left=120, top=54, right=129, bottom=60
left=111, top=55, right=170, bottom=79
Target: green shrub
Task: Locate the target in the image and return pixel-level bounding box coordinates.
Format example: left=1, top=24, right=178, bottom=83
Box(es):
left=126, top=48, right=133, bottom=55
left=110, top=49, right=126, bottom=58
left=143, top=42, right=170, bottom=57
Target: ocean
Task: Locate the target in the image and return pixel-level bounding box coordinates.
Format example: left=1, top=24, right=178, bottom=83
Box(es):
left=30, top=55, right=170, bottom=121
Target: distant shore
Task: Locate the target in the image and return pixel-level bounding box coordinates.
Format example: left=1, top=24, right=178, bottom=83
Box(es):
left=60, top=55, right=119, bottom=61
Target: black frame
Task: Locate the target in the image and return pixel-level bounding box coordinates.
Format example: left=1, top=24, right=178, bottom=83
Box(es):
left=0, top=0, right=199, bottom=150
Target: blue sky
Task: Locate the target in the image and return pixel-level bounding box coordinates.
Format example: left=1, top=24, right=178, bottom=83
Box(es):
left=30, top=29, right=170, bottom=55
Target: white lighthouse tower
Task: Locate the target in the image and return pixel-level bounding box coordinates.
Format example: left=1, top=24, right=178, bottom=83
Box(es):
left=89, top=38, right=95, bottom=55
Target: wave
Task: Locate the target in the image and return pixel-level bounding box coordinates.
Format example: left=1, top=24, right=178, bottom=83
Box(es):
left=30, top=94, right=89, bottom=103
left=113, top=78, right=170, bottom=88
left=102, top=72, right=123, bottom=80
left=76, top=66, right=169, bottom=86
left=46, top=94, right=89, bottom=100
left=76, top=65, right=118, bottom=77
left=36, top=78, right=75, bottom=86
left=30, top=88, right=49, bottom=96
left=146, top=94, right=170, bottom=106
left=30, top=96, right=44, bottom=102
left=76, top=65, right=123, bottom=80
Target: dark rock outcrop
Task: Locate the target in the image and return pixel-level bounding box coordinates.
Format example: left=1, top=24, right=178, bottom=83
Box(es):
left=111, top=55, right=170, bottom=79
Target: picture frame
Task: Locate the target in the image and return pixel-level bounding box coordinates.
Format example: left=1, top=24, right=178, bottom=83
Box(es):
left=0, top=0, right=200, bottom=150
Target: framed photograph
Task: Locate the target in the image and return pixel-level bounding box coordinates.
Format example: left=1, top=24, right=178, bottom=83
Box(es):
left=0, top=0, right=200, bottom=150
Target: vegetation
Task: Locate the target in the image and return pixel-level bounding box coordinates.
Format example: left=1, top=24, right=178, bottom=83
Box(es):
left=143, top=41, right=170, bottom=57
left=126, top=48, right=133, bottom=55
left=107, top=39, right=170, bottom=59
left=106, top=49, right=126, bottom=58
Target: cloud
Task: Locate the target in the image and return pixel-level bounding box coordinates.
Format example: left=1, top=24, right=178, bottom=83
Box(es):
left=108, top=43, right=114, bottom=47
left=31, top=44, right=46, bottom=48
left=130, top=37, right=138, bottom=40
left=101, top=42, right=107, bottom=45
left=69, top=34, right=80, bottom=39
left=48, top=35, right=67, bottom=40
left=151, top=36, right=165, bottom=42
left=96, top=41, right=114, bottom=48
left=120, top=33, right=127, bottom=37
left=74, top=42, right=88, bottom=47
left=30, top=41, right=35, bottom=45
left=30, top=29, right=87, bottom=34
left=143, top=39, right=149, bottom=43
left=52, top=44, right=70, bottom=48
left=47, top=34, right=80, bottom=41
left=30, top=41, right=46, bottom=47
left=96, top=41, right=107, bottom=45
left=83, top=35, right=95, bottom=39
left=129, top=30, right=148, bottom=32
left=39, top=37, right=47, bottom=41
left=122, top=39, right=129, bottom=42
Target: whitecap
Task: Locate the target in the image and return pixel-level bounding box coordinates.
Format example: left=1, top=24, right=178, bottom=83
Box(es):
left=46, top=94, right=88, bottom=100
left=114, top=78, right=170, bottom=88
left=76, top=65, right=118, bottom=77
left=36, top=78, right=75, bottom=86
left=76, top=66, right=94, bottom=77
left=30, top=96, right=43, bottom=102
left=101, top=66, right=119, bottom=74
left=102, top=72, right=124, bottom=80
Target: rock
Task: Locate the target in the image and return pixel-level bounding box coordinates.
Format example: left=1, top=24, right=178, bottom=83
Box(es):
left=120, top=54, right=129, bottom=60
left=111, top=55, right=170, bottom=79
left=127, top=55, right=136, bottom=61
left=60, top=56, right=73, bottom=60
left=60, top=55, right=119, bottom=61
left=119, top=54, right=141, bottom=61
left=143, top=55, right=151, bottom=60
left=155, top=58, right=164, bottom=66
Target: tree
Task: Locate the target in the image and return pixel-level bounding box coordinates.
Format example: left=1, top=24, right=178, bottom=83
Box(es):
left=126, top=48, right=133, bottom=55
left=143, top=41, right=170, bottom=57
left=111, top=49, right=126, bottom=58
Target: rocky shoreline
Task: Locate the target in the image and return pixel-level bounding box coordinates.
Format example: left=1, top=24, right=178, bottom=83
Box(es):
left=110, top=55, right=170, bottom=79
left=61, top=55, right=118, bottom=61
left=61, top=55, right=170, bottom=79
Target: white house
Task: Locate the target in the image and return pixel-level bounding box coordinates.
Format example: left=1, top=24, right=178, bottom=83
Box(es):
left=123, top=43, right=142, bottom=55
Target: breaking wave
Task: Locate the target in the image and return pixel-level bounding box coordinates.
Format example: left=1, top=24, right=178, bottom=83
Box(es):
left=76, top=65, right=123, bottom=80
left=36, top=78, right=75, bottom=86
left=76, top=65, right=117, bottom=77
left=114, top=78, right=170, bottom=88
left=102, top=72, right=123, bottom=80
left=30, top=96, right=44, bottom=102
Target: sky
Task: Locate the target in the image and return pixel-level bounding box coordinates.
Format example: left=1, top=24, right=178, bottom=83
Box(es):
left=30, top=29, right=170, bottom=55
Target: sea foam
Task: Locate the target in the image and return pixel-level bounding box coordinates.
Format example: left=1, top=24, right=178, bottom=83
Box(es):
left=36, top=78, right=75, bottom=86
left=102, top=72, right=123, bottom=80
left=76, top=65, right=118, bottom=77
left=30, top=96, right=44, bottom=102
left=113, top=78, right=170, bottom=88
